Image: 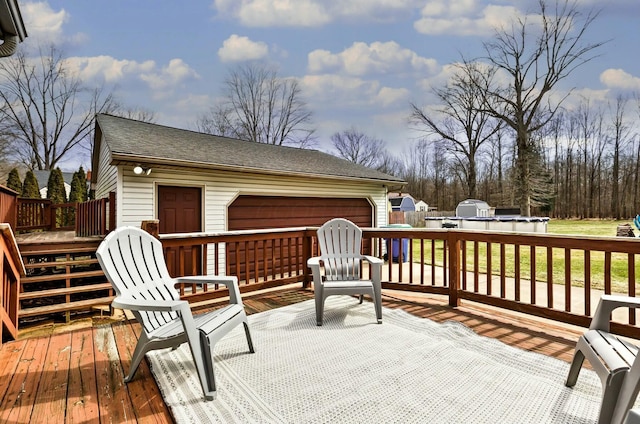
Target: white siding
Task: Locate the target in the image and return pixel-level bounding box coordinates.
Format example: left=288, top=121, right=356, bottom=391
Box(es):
left=110, top=166, right=390, bottom=275
left=94, top=137, right=118, bottom=199
left=116, top=167, right=389, bottom=230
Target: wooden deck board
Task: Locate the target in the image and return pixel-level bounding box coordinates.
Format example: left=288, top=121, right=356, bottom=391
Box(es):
left=93, top=325, right=136, bottom=423
left=66, top=328, right=99, bottom=424
left=30, top=332, right=73, bottom=423
left=0, top=287, right=588, bottom=423
left=0, top=336, right=50, bottom=423
left=111, top=321, right=172, bottom=424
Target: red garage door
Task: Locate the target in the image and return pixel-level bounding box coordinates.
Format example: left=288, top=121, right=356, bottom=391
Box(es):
left=228, top=196, right=373, bottom=230
left=227, top=196, right=374, bottom=281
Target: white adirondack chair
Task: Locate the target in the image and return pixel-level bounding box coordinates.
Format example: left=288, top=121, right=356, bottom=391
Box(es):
left=307, top=218, right=383, bottom=326
left=566, top=295, right=640, bottom=424
left=96, top=226, right=254, bottom=401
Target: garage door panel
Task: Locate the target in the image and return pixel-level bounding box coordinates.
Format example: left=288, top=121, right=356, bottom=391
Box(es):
left=228, top=195, right=373, bottom=281
left=229, top=196, right=372, bottom=230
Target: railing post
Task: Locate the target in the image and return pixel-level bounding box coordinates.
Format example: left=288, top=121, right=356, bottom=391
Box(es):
left=108, top=191, right=116, bottom=232
left=302, top=229, right=313, bottom=289
left=448, top=230, right=461, bottom=307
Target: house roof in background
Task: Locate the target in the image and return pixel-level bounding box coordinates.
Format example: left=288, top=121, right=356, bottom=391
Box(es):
left=93, top=114, right=406, bottom=186
left=33, top=170, right=74, bottom=189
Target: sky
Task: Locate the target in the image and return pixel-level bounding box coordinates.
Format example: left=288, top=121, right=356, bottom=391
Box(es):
left=13, top=0, right=640, bottom=170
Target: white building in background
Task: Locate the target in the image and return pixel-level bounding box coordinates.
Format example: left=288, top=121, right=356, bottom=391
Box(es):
left=33, top=170, right=73, bottom=199
left=415, top=200, right=428, bottom=212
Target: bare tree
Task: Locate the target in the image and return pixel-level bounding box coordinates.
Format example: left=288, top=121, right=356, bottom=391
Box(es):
left=198, top=63, right=315, bottom=147
left=410, top=62, right=501, bottom=199
left=331, top=127, right=387, bottom=168
left=112, top=106, right=156, bottom=123
left=609, top=95, right=631, bottom=219
left=195, top=104, right=236, bottom=137
left=0, top=45, right=116, bottom=170
left=470, top=0, right=604, bottom=215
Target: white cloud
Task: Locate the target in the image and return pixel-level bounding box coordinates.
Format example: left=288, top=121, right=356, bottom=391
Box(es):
left=218, top=35, right=269, bottom=62
left=21, top=2, right=66, bottom=40
left=600, top=68, right=640, bottom=91
left=212, top=0, right=422, bottom=27
left=301, top=74, right=408, bottom=109
left=21, top=1, right=83, bottom=45
left=64, top=56, right=156, bottom=82
left=140, top=59, right=200, bottom=92
left=213, top=0, right=331, bottom=27
left=376, top=86, right=410, bottom=107
left=308, top=41, right=438, bottom=77
left=414, top=1, right=521, bottom=36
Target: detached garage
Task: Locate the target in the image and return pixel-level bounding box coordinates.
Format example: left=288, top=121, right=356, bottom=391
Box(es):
left=91, top=114, right=406, bottom=274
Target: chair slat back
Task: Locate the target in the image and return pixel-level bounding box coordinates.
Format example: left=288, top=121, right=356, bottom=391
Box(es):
left=97, top=226, right=179, bottom=334
left=317, top=218, right=362, bottom=281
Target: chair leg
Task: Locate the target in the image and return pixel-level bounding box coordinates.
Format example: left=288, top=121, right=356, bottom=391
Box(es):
left=565, top=347, right=585, bottom=387
left=359, top=294, right=364, bottom=304
left=610, top=372, right=640, bottom=424
left=372, top=287, right=382, bottom=324
left=598, top=372, right=627, bottom=424
left=243, top=321, right=255, bottom=353
left=199, top=334, right=217, bottom=399
left=315, top=291, right=325, bottom=326
left=125, top=334, right=151, bottom=382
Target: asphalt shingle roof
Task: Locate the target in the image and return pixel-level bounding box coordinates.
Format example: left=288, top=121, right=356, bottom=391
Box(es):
left=95, top=114, right=405, bottom=185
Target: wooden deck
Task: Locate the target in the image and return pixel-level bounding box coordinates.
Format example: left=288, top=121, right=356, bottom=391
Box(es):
left=0, top=287, right=586, bottom=423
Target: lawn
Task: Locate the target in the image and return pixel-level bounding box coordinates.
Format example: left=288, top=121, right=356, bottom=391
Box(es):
left=410, top=219, right=640, bottom=293
left=548, top=219, right=635, bottom=237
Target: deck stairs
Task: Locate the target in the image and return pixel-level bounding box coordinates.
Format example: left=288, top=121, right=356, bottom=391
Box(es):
left=17, top=234, right=113, bottom=324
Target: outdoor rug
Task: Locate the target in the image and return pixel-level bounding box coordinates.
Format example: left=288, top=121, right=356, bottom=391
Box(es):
left=146, top=297, right=626, bottom=423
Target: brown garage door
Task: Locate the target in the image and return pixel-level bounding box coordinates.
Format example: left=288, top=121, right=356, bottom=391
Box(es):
left=158, top=185, right=202, bottom=276
left=227, top=196, right=373, bottom=280
left=228, top=196, right=373, bottom=230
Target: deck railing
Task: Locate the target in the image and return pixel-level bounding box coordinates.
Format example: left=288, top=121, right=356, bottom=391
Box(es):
left=0, top=224, right=24, bottom=346
left=0, top=186, right=18, bottom=229
left=75, top=192, right=116, bottom=237
left=16, top=192, right=115, bottom=236
left=160, top=228, right=312, bottom=304
left=160, top=227, right=640, bottom=339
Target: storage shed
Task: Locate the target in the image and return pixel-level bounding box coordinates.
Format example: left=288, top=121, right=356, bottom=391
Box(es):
left=456, top=199, right=491, bottom=218
left=389, top=194, right=416, bottom=212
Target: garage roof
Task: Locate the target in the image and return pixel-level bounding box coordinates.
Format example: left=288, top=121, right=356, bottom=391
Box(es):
left=93, top=113, right=406, bottom=185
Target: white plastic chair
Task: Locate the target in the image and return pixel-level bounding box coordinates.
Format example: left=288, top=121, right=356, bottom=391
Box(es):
left=566, top=295, right=640, bottom=424
left=96, top=226, right=254, bottom=401
left=307, top=218, right=383, bottom=326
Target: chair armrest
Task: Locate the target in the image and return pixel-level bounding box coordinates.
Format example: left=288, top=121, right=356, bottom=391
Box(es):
left=362, top=255, right=382, bottom=284
left=112, top=296, right=186, bottom=312
left=362, top=255, right=383, bottom=265
left=590, top=294, right=640, bottom=331
left=176, top=275, right=237, bottom=287
left=176, top=275, right=243, bottom=305
left=307, top=256, right=323, bottom=286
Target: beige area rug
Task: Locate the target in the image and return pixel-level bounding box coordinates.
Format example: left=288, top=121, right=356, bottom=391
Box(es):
left=147, top=297, right=617, bottom=423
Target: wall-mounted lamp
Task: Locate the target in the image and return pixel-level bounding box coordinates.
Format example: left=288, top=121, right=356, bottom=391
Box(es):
left=133, top=165, right=152, bottom=175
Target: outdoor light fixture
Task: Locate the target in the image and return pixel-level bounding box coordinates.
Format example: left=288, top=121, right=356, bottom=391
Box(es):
left=133, top=165, right=151, bottom=175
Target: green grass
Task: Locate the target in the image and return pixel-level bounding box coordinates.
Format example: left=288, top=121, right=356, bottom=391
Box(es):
left=547, top=219, right=634, bottom=237
left=410, top=219, right=639, bottom=293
